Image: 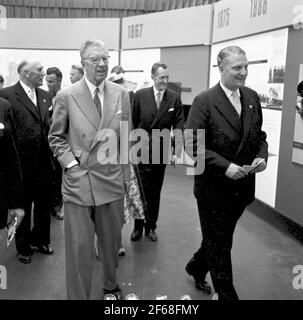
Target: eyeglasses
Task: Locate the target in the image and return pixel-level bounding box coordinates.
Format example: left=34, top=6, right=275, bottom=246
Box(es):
left=84, top=56, right=110, bottom=65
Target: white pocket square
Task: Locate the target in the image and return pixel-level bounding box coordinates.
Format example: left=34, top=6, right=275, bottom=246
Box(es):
left=168, top=108, right=174, bottom=112
left=0, top=123, right=4, bottom=130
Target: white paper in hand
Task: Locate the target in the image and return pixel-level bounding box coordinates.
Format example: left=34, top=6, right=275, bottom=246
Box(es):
left=243, top=159, right=265, bottom=174
left=6, top=217, right=17, bottom=247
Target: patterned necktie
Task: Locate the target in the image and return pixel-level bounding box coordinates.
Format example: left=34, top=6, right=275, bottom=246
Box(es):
left=94, top=87, right=102, bottom=117
left=230, top=91, right=241, bottom=116
left=156, top=91, right=161, bottom=109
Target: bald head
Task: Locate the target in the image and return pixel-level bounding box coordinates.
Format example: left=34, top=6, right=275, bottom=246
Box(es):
left=18, top=59, right=45, bottom=88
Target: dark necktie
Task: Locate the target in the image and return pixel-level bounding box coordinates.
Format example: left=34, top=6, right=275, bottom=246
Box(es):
left=94, top=87, right=102, bottom=117
left=156, top=91, right=161, bottom=109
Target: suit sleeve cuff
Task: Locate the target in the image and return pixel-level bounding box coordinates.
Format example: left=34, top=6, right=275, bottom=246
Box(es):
left=66, top=160, right=78, bottom=169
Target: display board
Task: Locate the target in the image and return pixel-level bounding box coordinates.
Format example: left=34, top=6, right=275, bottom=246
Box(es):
left=212, top=0, right=303, bottom=43
left=0, top=18, right=120, bottom=50
left=209, top=28, right=289, bottom=208
left=120, top=49, right=161, bottom=91
left=122, top=5, right=212, bottom=49
left=292, top=64, right=303, bottom=165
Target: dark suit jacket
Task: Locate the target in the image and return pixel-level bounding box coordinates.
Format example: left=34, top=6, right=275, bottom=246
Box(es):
left=186, top=82, right=268, bottom=207
left=0, top=82, right=54, bottom=182
left=0, top=98, right=24, bottom=229
left=132, top=87, right=184, bottom=163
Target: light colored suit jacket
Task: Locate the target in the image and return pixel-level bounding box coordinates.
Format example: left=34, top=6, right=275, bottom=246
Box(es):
left=48, top=79, right=131, bottom=206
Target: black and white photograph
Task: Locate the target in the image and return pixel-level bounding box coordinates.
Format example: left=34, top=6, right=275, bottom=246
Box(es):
left=0, top=0, right=303, bottom=308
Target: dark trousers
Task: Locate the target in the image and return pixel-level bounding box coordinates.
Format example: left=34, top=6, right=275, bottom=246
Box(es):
left=189, top=195, right=246, bottom=300
left=52, top=159, right=63, bottom=210
left=15, top=176, right=52, bottom=255
left=133, top=163, right=166, bottom=233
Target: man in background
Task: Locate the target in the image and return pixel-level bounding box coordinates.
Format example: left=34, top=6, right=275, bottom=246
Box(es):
left=0, top=97, right=24, bottom=259
left=46, top=67, right=64, bottom=220
left=46, top=67, right=62, bottom=107
left=131, top=62, right=184, bottom=242
left=70, top=64, right=84, bottom=84
left=0, top=59, right=54, bottom=264
left=0, top=75, right=4, bottom=88
left=185, top=46, right=268, bottom=300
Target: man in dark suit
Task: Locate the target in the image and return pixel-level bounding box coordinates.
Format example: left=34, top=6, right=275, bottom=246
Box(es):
left=0, top=60, right=54, bottom=264
left=131, top=62, right=184, bottom=242
left=0, top=98, right=24, bottom=250
left=185, top=46, right=268, bottom=300
left=46, top=67, right=64, bottom=220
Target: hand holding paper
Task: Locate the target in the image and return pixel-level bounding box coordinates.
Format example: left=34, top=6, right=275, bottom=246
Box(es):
left=243, top=158, right=266, bottom=174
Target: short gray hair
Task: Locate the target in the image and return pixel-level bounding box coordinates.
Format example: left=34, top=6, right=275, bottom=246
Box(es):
left=17, top=60, right=29, bottom=74
left=217, top=46, right=246, bottom=67
left=71, top=64, right=84, bottom=75
left=79, top=39, right=107, bottom=59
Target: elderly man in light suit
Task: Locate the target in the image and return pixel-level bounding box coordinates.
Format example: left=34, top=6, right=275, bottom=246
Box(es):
left=48, top=39, right=131, bottom=300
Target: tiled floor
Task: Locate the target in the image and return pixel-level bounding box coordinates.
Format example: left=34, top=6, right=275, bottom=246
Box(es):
left=0, top=166, right=302, bottom=300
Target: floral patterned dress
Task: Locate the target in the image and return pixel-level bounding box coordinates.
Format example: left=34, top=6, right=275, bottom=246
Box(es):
left=124, top=164, right=146, bottom=224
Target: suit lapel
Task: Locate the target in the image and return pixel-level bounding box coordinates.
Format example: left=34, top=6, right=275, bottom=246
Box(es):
left=90, top=81, right=118, bottom=151
left=15, top=82, right=39, bottom=119
left=213, top=83, right=241, bottom=132
left=100, top=80, right=118, bottom=130
left=235, top=88, right=254, bottom=156
left=71, top=79, right=100, bottom=131
left=151, top=89, right=169, bottom=128
left=36, top=89, right=48, bottom=122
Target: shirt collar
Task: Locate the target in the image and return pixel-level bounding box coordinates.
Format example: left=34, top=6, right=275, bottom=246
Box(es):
left=20, top=80, right=35, bottom=95
left=153, top=86, right=164, bottom=98
left=220, top=81, right=240, bottom=99
left=84, top=76, right=105, bottom=98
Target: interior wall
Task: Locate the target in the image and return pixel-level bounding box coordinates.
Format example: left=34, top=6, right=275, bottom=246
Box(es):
left=160, top=45, right=210, bottom=107
left=275, top=27, right=303, bottom=226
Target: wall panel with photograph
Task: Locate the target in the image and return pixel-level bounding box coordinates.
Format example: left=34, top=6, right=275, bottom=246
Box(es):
left=292, top=65, right=303, bottom=165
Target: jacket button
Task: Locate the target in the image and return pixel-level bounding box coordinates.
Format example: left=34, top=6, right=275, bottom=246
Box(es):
left=82, top=133, right=85, bottom=137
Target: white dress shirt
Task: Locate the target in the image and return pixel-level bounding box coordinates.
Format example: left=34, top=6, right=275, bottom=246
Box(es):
left=66, top=78, right=105, bottom=169
left=153, top=86, right=164, bottom=108
left=84, top=77, right=105, bottom=114
left=219, top=81, right=242, bottom=116
left=20, top=80, right=37, bottom=106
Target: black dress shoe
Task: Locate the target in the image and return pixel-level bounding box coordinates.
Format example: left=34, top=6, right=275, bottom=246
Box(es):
left=17, top=253, right=32, bottom=264
left=185, top=263, right=211, bottom=294
left=130, top=230, right=142, bottom=241
left=32, top=244, right=54, bottom=255
left=146, top=230, right=158, bottom=241
left=104, top=285, right=124, bottom=300
left=194, top=279, right=212, bottom=294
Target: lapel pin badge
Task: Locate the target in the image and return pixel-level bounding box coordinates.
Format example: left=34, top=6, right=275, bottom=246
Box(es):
left=249, top=105, right=253, bottom=109
left=0, top=123, right=4, bottom=129
left=43, top=99, right=46, bottom=103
